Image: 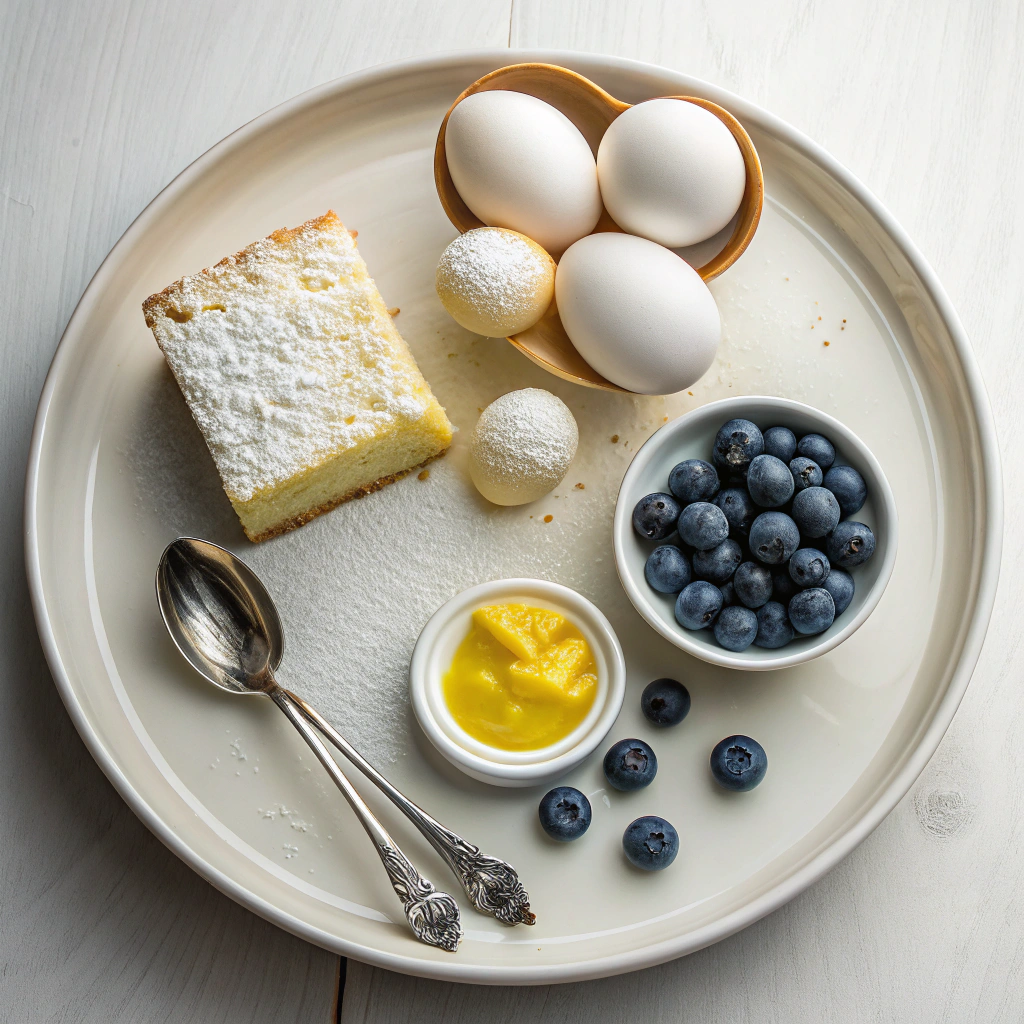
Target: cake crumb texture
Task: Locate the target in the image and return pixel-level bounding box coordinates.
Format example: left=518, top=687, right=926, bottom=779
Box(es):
left=143, top=210, right=453, bottom=540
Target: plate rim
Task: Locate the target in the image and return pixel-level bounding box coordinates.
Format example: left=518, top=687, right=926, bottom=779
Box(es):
left=24, top=48, right=1003, bottom=984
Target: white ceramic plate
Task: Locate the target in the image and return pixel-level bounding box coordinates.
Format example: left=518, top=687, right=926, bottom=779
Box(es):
left=26, top=51, right=1000, bottom=984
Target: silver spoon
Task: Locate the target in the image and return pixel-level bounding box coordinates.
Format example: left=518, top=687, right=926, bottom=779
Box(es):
left=156, top=539, right=535, bottom=935
left=156, top=536, right=462, bottom=951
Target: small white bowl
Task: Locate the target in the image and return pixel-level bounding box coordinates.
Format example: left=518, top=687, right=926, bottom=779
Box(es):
left=410, top=578, right=625, bottom=787
left=614, top=396, right=898, bottom=671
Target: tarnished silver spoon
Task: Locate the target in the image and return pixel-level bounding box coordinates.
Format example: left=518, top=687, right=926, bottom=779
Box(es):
left=156, top=538, right=534, bottom=945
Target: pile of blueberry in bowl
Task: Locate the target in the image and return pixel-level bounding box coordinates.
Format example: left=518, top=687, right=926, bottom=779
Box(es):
left=613, top=398, right=897, bottom=669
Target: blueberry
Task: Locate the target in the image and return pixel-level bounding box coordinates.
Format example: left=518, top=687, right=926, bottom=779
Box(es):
left=622, top=815, right=679, bottom=871
left=822, top=568, right=855, bottom=615
left=668, top=459, right=720, bottom=504
left=644, top=544, right=692, bottom=594
left=675, top=580, right=724, bottom=630
left=719, top=580, right=738, bottom=606
left=826, top=521, right=876, bottom=568
left=746, top=454, right=795, bottom=508
left=797, top=433, right=835, bottom=471
left=791, top=486, right=841, bottom=539
left=713, top=605, right=759, bottom=651
left=754, top=601, right=795, bottom=648
left=641, top=678, right=691, bottom=727
left=788, top=587, right=836, bottom=634
left=713, top=418, right=764, bottom=474
left=538, top=787, right=592, bottom=842
left=823, top=465, right=867, bottom=516
left=714, top=487, right=758, bottom=536
left=603, top=738, right=658, bottom=791
left=748, top=511, right=800, bottom=565
left=677, top=501, right=729, bottom=551
left=733, top=561, right=773, bottom=609
left=763, top=426, right=797, bottom=462
left=788, top=548, right=831, bottom=588
left=789, top=457, right=823, bottom=492
left=632, top=492, right=682, bottom=541
left=693, top=538, right=742, bottom=583
left=771, top=567, right=799, bottom=603
left=710, top=735, right=768, bottom=791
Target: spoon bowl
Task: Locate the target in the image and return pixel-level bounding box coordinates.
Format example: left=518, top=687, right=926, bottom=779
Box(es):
left=434, top=62, right=764, bottom=393
left=156, top=536, right=282, bottom=693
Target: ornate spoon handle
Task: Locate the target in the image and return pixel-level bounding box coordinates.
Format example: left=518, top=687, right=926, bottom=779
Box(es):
left=269, top=687, right=462, bottom=951
left=285, top=689, right=536, bottom=926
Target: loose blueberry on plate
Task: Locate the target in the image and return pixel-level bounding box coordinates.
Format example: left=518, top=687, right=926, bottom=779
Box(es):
left=632, top=492, right=682, bottom=541
left=603, top=738, right=658, bottom=791
left=710, top=735, right=768, bottom=791
left=771, top=566, right=799, bottom=603
left=692, top=538, right=743, bottom=584
left=538, top=786, right=592, bottom=842
left=719, top=580, right=737, bottom=606
left=668, top=458, right=720, bottom=504
left=822, top=567, right=855, bottom=615
left=826, top=520, right=877, bottom=568
left=622, top=815, right=679, bottom=871
left=789, top=547, right=831, bottom=588
left=733, top=560, right=773, bottom=609
left=713, top=605, right=759, bottom=652
left=714, top=486, right=758, bottom=536
left=791, top=486, right=841, bottom=539
left=754, top=601, right=794, bottom=648
left=789, top=456, right=823, bottom=492
left=675, top=580, right=724, bottom=630
left=788, top=587, right=836, bottom=634
left=796, top=432, right=836, bottom=470
left=823, top=464, right=867, bottom=515
left=677, top=501, right=730, bottom=551
left=713, top=418, right=764, bottom=474
left=763, top=425, right=797, bottom=462
left=645, top=544, right=692, bottom=594
left=746, top=454, right=795, bottom=508
left=641, top=678, right=691, bottom=727
left=748, top=511, right=801, bottom=565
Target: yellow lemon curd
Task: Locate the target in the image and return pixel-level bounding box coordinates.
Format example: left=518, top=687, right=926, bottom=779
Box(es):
left=442, top=604, right=598, bottom=751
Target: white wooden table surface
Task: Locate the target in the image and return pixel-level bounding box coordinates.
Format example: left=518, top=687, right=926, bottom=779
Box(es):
left=3, top=0, right=1022, bottom=1020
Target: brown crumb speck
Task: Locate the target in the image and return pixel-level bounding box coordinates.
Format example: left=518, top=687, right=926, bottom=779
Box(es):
left=817, top=316, right=822, bottom=321
left=823, top=341, right=830, bottom=347
left=348, top=229, right=358, bottom=239
left=811, top=324, right=815, bottom=329
left=611, top=434, right=619, bottom=443
left=688, top=391, right=693, bottom=396
left=388, top=307, right=400, bottom=317
left=663, top=415, right=668, bottom=421
left=842, top=318, right=847, bottom=323
left=574, top=482, right=585, bottom=490
left=543, top=514, right=553, bottom=523
left=447, top=352, right=456, bottom=358
left=841, top=326, right=845, bottom=331
left=417, top=469, right=430, bottom=480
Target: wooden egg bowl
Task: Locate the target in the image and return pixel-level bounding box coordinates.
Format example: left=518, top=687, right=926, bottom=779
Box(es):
left=434, top=62, right=765, bottom=394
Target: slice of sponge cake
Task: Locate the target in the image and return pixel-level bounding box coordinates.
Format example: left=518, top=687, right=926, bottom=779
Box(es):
left=143, top=210, right=453, bottom=542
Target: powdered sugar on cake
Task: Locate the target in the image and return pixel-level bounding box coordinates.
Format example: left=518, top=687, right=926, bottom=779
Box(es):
left=146, top=216, right=429, bottom=502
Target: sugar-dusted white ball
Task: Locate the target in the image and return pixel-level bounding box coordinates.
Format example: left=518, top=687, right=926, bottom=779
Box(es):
left=436, top=228, right=555, bottom=337
left=597, top=98, right=746, bottom=248
left=469, top=389, right=579, bottom=506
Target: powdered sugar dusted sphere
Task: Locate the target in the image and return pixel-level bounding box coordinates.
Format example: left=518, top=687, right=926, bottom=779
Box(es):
left=436, top=228, right=555, bottom=337
left=469, top=389, right=579, bottom=505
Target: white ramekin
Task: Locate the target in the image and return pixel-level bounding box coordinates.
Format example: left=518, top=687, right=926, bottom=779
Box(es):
left=409, top=578, right=625, bottom=788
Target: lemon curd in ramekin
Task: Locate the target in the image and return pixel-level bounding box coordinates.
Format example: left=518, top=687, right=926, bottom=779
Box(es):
left=442, top=603, right=598, bottom=752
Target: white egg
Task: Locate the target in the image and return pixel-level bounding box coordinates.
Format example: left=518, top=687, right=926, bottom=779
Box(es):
left=554, top=233, right=720, bottom=395
left=445, top=91, right=602, bottom=255
left=597, top=99, right=746, bottom=248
